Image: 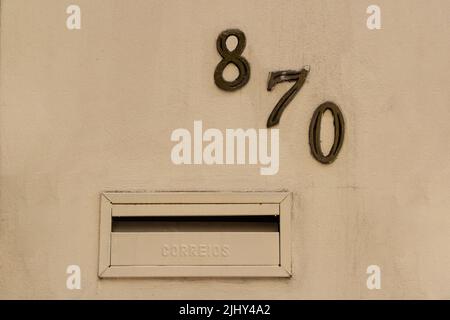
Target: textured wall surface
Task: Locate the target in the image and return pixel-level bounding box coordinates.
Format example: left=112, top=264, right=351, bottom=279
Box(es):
left=1, top=0, right=450, bottom=299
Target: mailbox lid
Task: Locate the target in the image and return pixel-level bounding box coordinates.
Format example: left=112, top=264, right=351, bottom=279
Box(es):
left=110, top=232, right=280, bottom=266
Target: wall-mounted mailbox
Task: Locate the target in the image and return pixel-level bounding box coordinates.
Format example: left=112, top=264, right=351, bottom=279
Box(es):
left=98, top=192, right=292, bottom=278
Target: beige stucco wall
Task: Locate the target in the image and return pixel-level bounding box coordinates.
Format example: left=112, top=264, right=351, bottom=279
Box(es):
left=1, top=0, right=449, bottom=299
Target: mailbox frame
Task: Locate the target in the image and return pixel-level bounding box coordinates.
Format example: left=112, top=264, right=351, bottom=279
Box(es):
left=98, top=192, right=292, bottom=278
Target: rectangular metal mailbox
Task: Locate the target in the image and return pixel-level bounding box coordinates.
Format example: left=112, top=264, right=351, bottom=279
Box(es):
left=99, top=192, right=292, bottom=278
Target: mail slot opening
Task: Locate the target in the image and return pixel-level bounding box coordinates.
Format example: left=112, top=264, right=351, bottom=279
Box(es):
left=111, top=215, right=279, bottom=232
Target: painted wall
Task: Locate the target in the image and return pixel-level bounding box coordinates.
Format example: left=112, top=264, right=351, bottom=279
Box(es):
left=1, top=0, right=450, bottom=299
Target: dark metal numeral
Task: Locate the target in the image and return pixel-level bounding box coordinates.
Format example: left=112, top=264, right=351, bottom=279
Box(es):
left=266, top=67, right=309, bottom=128
left=214, top=29, right=250, bottom=91
left=309, top=102, right=345, bottom=164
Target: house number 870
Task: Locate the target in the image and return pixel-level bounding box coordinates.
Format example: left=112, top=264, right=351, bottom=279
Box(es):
left=214, top=29, right=345, bottom=165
